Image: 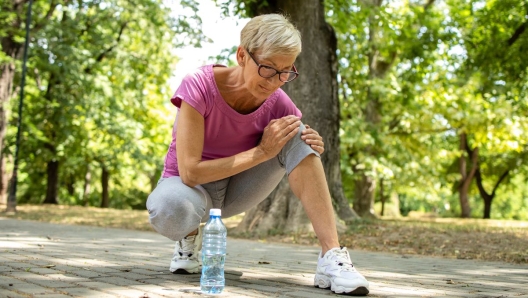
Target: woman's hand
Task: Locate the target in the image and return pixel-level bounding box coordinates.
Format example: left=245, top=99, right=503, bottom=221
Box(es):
left=258, top=115, right=301, bottom=160
left=301, top=124, right=324, bottom=154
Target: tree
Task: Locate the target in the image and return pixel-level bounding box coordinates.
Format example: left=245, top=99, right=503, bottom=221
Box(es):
left=0, top=0, right=63, bottom=205
left=444, top=0, right=528, bottom=217
left=458, top=133, right=478, bottom=217
left=217, top=0, right=359, bottom=235
left=8, top=0, right=206, bottom=207
left=328, top=0, right=451, bottom=217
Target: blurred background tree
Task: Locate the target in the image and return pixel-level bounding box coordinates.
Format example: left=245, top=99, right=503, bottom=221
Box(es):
left=327, top=0, right=528, bottom=221
left=1, top=0, right=207, bottom=208
left=1, top=0, right=527, bottom=223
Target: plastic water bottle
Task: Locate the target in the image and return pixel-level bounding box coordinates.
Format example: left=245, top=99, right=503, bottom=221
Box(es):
left=200, top=208, right=227, bottom=294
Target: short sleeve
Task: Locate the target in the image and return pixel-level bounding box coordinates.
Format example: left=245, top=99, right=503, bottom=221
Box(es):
left=170, top=70, right=208, bottom=116
left=271, top=88, right=302, bottom=119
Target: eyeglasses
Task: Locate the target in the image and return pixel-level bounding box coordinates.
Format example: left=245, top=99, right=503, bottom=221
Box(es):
left=246, top=50, right=299, bottom=83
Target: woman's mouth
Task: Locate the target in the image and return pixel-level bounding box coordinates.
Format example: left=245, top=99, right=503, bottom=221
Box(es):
left=259, top=85, right=270, bottom=92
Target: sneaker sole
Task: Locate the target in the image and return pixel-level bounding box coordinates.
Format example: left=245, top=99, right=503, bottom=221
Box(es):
left=314, top=274, right=369, bottom=296
left=315, top=285, right=369, bottom=296
left=170, top=264, right=201, bottom=274
left=169, top=259, right=201, bottom=274
left=170, top=268, right=201, bottom=274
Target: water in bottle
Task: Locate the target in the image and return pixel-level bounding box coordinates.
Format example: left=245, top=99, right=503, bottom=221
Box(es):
left=200, top=208, right=227, bottom=294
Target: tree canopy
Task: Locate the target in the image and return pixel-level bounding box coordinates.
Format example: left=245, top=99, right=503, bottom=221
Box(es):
left=2, top=0, right=527, bottom=221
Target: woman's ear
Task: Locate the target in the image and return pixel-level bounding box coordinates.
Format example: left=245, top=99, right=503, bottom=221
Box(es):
left=236, top=46, right=246, bottom=67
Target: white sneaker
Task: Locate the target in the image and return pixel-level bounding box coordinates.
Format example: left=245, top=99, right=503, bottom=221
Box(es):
left=314, top=247, right=369, bottom=295
left=169, top=227, right=202, bottom=274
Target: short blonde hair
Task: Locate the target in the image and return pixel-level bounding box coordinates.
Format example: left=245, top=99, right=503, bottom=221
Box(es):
left=240, top=14, right=302, bottom=59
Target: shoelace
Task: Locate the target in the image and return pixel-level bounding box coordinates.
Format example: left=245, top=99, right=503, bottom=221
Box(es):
left=331, top=249, right=355, bottom=271
left=174, top=235, right=196, bottom=259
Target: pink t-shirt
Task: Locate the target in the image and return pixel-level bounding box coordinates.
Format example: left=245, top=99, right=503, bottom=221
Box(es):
left=162, top=64, right=302, bottom=178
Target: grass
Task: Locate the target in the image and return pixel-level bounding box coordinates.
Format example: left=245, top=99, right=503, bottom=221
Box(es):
left=2, top=204, right=527, bottom=264
left=0, top=204, right=243, bottom=231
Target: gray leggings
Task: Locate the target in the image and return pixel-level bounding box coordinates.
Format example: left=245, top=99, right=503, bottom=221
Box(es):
left=146, top=123, right=319, bottom=241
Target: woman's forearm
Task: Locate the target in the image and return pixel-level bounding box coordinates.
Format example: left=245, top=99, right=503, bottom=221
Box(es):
left=179, top=146, right=269, bottom=187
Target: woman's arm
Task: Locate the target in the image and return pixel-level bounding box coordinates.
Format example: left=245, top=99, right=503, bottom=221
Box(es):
left=176, top=101, right=301, bottom=187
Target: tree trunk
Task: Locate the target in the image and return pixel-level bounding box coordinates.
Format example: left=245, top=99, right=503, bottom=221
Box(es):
left=354, top=175, right=376, bottom=217
left=482, top=194, right=492, bottom=219
left=458, top=133, right=478, bottom=218
left=150, top=168, right=162, bottom=192
left=237, top=176, right=312, bottom=235
left=0, top=155, right=12, bottom=206
left=458, top=183, right=471, bottom=218
left=380, top=178, right=385, bottom=216
left=475, top=168, right=509, bottom=219
left=66, top=174, right=75, bottom=196
left=236, top=0, right=358, bottom=235
left=43, top=160, right=59, bottom=204
left=100, top=165, right=109, bottom=208
left=0, top=0, right=27, bottom=206
left=0, top=62, right=16, bottom=160
left=83, top=164, right=91, bottom=205
left=353, top=0, right=393, bottom=218
left=0, top=53, right=19, bottom=206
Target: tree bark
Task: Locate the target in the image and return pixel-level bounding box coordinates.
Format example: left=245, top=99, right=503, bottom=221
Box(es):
left=353, top=0, right=394, bottom=218
left=66, top=174, right=75, bottom=196
left=150, top=170, right=159, bottom=193
left=354, top=174, right=376, bottom=217
left=43, top=160, right=59, bottom=204
left=100, top=165, right=109, bottom=208
left=0, top=62, right=16, bottom=162
left=83, top=164, right=91, bottom=205
left=458, top=133, right=478, bottom=218
left=0, top=16, right=23, bottom=202
left=475, top=168, right=509, bottom=219
left=236, top=0, right=358, bottom=235
left=0, top=155, right=12, bottom=205
left=237, top=175, right=312, bottom=235
left=380, top=178, right=385, bottom=216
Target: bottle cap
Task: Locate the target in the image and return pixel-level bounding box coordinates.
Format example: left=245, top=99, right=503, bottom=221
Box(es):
left=209, top=208, right=221, bottom=216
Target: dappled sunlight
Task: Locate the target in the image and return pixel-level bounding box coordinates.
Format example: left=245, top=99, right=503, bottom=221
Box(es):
left=4, top=204, right=528, bottom=265
left=385, top=216, right=528, bottom=228
left=2, top=205, right=154, bottom=232
left=0, top=240, right=33, bottom=249
left=2, top=218, right=527, bottom=297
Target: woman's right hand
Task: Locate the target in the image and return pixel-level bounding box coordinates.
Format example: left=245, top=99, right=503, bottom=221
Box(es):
left=257, top=115, right=301, bottom=160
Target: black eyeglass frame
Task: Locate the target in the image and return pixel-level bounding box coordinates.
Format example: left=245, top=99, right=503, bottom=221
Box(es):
left=246, top=49, right=299, bottom=83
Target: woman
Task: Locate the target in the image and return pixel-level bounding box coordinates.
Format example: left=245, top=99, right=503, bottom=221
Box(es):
left=147, top=14, right=369, bottom=296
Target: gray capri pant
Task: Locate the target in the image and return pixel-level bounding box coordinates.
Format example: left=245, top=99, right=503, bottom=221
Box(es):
left=146, top=123, right=319, bottom=241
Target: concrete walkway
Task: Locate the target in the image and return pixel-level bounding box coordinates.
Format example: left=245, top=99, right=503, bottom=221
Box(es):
left=0, top=218, right=527, bottom=298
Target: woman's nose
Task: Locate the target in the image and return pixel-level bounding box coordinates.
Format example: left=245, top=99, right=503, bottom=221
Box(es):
left=266, top=74, right=282, bottom=85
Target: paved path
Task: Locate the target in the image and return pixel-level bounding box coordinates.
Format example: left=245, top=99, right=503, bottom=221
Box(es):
left=0, top=218, right=527, bottom=298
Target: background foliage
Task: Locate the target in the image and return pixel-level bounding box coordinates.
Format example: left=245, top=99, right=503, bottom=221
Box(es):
left=1, top=0, right=527, bottom=219
left=325, top=0, right=528, bottom=220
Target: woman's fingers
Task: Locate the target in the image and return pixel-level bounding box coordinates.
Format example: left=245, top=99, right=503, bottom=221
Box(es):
left=258, top=116, right=301, bottom=158
left=301, top=124, right=324, bottom=154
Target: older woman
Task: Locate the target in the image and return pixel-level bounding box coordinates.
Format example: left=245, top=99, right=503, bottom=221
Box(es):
left=146, top=14, right=369, bottom=295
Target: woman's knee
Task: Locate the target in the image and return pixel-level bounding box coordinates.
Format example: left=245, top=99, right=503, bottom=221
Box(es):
left=280, top=122, right=320, bottom=174
left=146, top=177, right=207, bottom=240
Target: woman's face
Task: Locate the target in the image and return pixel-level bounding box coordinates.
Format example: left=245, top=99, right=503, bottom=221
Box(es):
left=242, top=49, right=297, bottom=100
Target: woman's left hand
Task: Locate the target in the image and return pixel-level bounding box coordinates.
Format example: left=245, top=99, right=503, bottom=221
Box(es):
left=301, top=124, right=324, bottom=154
